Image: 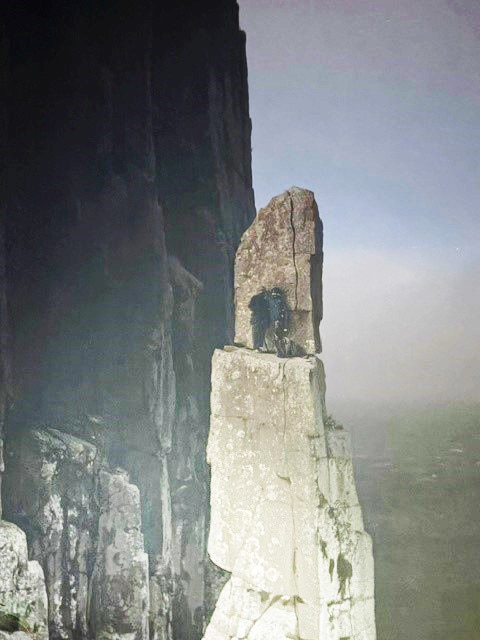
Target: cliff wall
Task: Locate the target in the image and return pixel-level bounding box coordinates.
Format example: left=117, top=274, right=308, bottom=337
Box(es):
left=1, top=2, right=254, bottom=638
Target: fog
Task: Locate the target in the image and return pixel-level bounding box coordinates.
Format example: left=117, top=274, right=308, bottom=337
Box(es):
left=322, top=248, right=480, bottom=404
left=239, top=0, right=480, bottom=405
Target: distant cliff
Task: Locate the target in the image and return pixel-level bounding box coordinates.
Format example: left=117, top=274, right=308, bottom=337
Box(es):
left=0, top=1, right=254, bottom=638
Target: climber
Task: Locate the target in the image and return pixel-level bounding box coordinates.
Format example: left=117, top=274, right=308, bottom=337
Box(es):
left=248, top=287, right=291, bottom=357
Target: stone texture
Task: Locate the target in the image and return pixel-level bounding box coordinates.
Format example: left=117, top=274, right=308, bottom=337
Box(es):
left=89, top=470, right=149, bottom=640
left=4, top=429, right=99, bottom=639
left=0, top=521, right=48, bottom=639
left=234, top=188, right=323, bottom=354
left=4, top=429, right=149, bottom=640
left=204, top=348, right=376, bottom=640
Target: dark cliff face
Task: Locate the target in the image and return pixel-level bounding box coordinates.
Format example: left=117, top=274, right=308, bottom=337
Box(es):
left=1, top=1, right=254, bottom=637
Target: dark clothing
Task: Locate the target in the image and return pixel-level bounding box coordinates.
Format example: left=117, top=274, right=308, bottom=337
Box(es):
left=248, top=288, right=289, bottom=357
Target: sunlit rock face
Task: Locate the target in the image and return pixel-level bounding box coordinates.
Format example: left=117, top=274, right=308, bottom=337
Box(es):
left=234, top=188, right=323, bottom=355
left=0, top=521, right=48, bottom=639
left=204, top=190, right=375, bottom=640
left=4, top=429, right=149, bottom=640
left=204, top=349, right=375, bottom=640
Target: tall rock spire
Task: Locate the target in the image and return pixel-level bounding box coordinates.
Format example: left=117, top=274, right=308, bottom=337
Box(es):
left=204, top=188, right=376, bottom=640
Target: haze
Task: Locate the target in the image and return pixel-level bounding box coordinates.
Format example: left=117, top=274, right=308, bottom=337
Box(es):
left=239, top=0, right=480, bottom=405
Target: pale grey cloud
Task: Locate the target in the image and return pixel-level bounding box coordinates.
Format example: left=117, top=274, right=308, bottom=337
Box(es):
left=321, top=248, right=480, bottom=403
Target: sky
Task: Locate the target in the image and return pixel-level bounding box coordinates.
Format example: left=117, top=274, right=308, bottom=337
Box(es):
left=239, top=0, right=480, bottom=406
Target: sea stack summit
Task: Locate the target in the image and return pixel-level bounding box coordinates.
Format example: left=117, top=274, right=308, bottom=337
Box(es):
left=203, top=188, right=377, bottom=640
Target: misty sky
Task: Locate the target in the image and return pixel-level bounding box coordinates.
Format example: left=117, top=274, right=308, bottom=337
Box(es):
left=239, top=0, right=480, bottom=405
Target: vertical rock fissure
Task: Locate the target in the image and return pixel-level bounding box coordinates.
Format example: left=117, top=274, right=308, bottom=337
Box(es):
left=287, top=190, right=299, bottom=310
left=281, top=360, right=299, bottom=618
left=1, top=3, right=256, bottom=639
left=59, top=501, right=72, bottom=636
left=281, top=360, right=288, bottom=465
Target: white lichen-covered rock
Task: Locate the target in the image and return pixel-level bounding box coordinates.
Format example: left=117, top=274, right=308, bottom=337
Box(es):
left=5, top=428, right=150, bottom=640
left=89, top=469, right=149, bottom=640
left=204, top=347, right=376, bottom=640
left=4, top=428, right=99, bottom=638
left=0, top=521, right=48, bottom=639
left=234, top=188, right=323, bottom=355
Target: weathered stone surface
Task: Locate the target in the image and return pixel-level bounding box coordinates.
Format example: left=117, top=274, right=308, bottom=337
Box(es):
left=89, top=470, right=149, bottom=640
left=234, top=188, right=323, bottom=354
left=204, top=348, right=376, bottom=640
left=149, top=560, right=175, bottom=640
left=4, top=428, right=98, bottom=639
left=4, top=429, right=149, bottom=640
left=0, top=521, right=48, bottom=639
left=3, top=3, right=255, bottom=638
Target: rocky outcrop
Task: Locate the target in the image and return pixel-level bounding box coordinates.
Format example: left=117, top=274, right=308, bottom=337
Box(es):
left=89, top=470, right=149, bottom=640
left=5, top=429, right=99, bottom=638
left=204, top=349, right=375, bottom=640
left=0, top=521, right=48, bottom=639
left=203, top=189, right=376, bottom=640
left=234, top=188, right=323, bottom=355
left=2, top=1, right=255, bottom=637
left=4, top=429, right=149, bottom=640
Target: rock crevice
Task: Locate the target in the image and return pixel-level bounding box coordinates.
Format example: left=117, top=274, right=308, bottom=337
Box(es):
left=287, top=190, right=300, bottom=310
